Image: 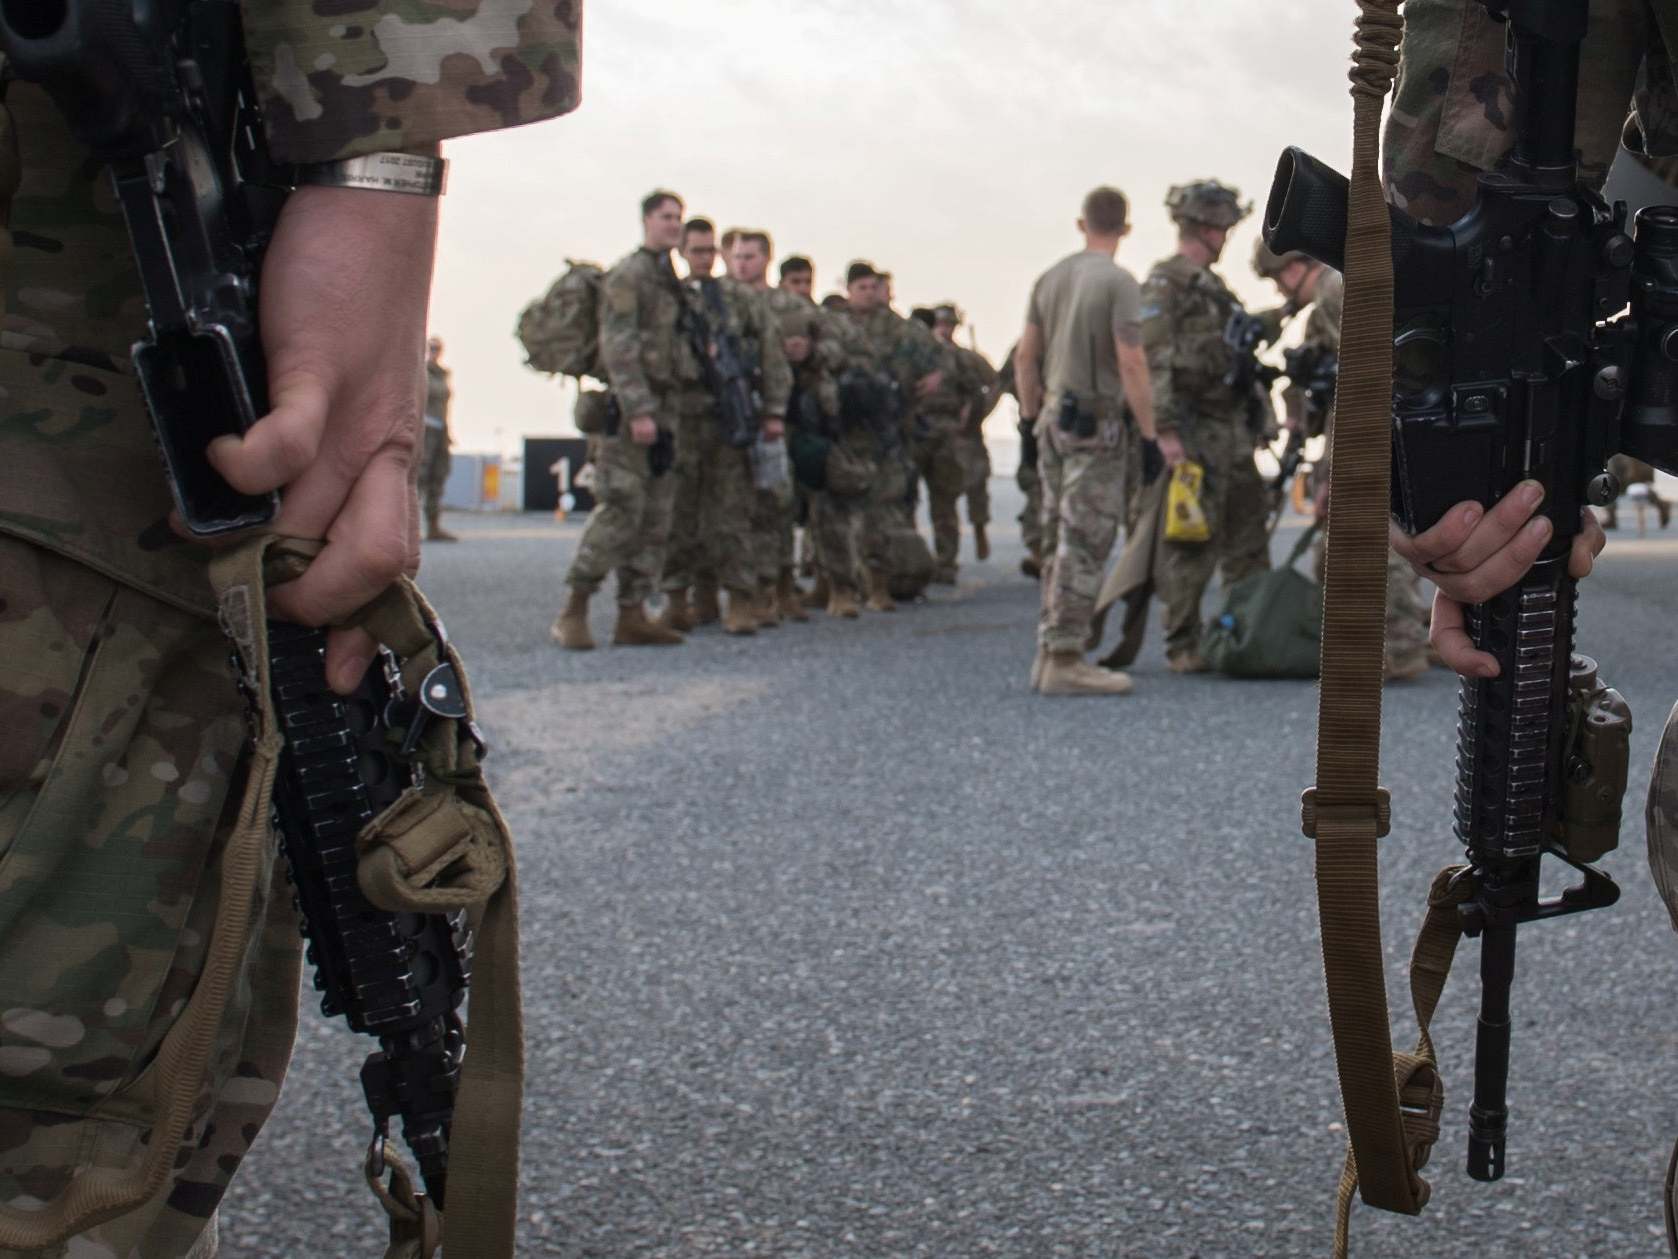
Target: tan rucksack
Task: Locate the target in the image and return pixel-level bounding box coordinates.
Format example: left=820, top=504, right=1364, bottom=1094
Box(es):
left=516, top=261, right=605, bottom=380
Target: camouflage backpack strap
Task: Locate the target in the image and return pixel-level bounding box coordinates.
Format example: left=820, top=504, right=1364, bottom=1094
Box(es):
left=345, top=576, right=524, bottom=1259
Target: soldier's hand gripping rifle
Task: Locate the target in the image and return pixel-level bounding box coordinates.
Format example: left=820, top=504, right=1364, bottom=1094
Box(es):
left=1265, top=0, right=1671, bottom=1183
left=0, top=0, right=476, bottom=1210
left=681, top=279, right=761, bottom=449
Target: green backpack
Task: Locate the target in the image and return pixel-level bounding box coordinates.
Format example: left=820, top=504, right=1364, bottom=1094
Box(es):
left=516, top=260, right=604, bottom=379
left=1201, top=525, right=1322, bottom=679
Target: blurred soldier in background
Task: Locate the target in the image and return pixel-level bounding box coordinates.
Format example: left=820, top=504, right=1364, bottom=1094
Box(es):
left=555, top=191, right=690, bottom=650
left=839, top=261, right=943, bottom=609
left=1017, top=186, right=1163, bottom=697
left=734, top=230, right=809, bottom=623
left=1141, top=180, right=1275, bottom=674
left=1251, top=241, right=1430, bottom=680
left=1605, top=455, right=1672, bottom=530
left=908, top=304, right=977, bottom=583
left=935, top=306, right=1002, bottom=565
left=423, top=336, right=457, bottom=541
left=998, top=344, right=1045, bottom=576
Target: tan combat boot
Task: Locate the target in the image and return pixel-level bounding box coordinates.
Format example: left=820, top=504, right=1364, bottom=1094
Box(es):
left=550, top=587, right=595, bottom=651
left=802, top=573, right=831, bottom=610
left=778, top=571, right=810, bottom=622
left=658, top=588, right=697, bottom=634
left=613, top=602, right=685, bottom=646
left=723, top=589, right=758, bottom=636
left=974, top=523, right=990, bottom=561
left=826, top=585, right=861, bottom=618
left=1038, top=651, right=1134, bottom=696
left=694, top=578, right=721, bottom=625
left=754, top=583, right=782, bottom=628
left=1167, top=649, right=1209, bottom=675
left=864, top=568, right=897, bottom=612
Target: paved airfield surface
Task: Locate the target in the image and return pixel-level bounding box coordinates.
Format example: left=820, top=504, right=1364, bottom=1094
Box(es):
left=225, top=482, right=1678, bottom=1258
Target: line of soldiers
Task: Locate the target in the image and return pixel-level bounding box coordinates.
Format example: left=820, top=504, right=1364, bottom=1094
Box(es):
left=1011, top=180, right=1433, bottom=697
left=547, top=190, right=1000, bottom=649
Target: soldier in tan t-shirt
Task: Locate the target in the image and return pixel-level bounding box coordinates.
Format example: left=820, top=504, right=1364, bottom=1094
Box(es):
left=1016, top=186, right=1169, bottom=697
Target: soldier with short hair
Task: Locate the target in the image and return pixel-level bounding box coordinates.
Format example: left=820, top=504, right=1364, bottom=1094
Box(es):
left=837, top=261, right=944, bottom=609
left=553, top=190, right=691, bottom=650
left=1017, top=185, right=1163, bottom=696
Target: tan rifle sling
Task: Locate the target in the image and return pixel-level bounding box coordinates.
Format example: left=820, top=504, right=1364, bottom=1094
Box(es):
left=1306, top=3, right=1471, bottom=1254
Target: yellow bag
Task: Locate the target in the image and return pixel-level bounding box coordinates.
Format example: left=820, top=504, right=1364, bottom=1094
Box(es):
left=1165, top=460, right=1211, bottom=542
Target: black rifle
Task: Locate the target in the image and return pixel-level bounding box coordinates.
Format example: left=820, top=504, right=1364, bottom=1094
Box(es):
left=1266, top=346, right=1337, bottom=524
left=682, top=278, right=760, bottom=449
left=2, top=0, right=475, bottom=1205
left=1223, top=308, right=1285, bottom=438
left=0, top=0, right=282, bottom=536
left=264, top=623, right=469, bottom=1206
left=1265, top=0, right=1664, bottom=1182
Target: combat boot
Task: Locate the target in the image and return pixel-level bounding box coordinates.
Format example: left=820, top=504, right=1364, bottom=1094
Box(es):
left=1167, top=649, right=1209, bottom=675
left=974, top=523, right=990, bottom=561
left=723, top=589, right=758, bottom=636
left=1038, top=651, right=1134, bottom=696
left=826, top=586, right=861, bottom=618
left=864, top=568, right=897, bottom=612
left=658, top=588, right=697, bottom=634
left=802, top=573, right=831, bottom=610
left=755, top=584, right=782, bottom=628
left=694, top=578, right=721, bottom=625
left=425, top=511, right=459, bottom=543
left=550, top=587, right=595, bottom=651
left=778, top=572, right=810, bottom=622
left=613, top=602, right=685, bottom=646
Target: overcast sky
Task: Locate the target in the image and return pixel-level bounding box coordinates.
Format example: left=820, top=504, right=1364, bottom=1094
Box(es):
left=429, top=0, right=1359, bottom=457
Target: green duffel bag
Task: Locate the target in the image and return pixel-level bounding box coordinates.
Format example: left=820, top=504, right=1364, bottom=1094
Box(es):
left=1202, top=524, right=1322, bottom=679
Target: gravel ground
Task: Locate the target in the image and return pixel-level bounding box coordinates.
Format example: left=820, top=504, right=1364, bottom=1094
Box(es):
left=223, top=482, right=1678, bottom=1258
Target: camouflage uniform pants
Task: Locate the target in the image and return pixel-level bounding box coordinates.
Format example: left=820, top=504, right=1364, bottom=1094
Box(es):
left=749, top=483, right=796, bottom=588
left=1017, top=458, right=1043, bottom=559
left=1158, top=423, right=1247, bottom=658
left=808, top=490, right=865, bottom=595
left=1038, top=429, right=1127, bottom=655
left=567, top=424, right=677, bottom=604
left=1217, top=447, right=1272, bottom=589
left=0, top=80, right=303, bottom=1257
left=912, top=424, right=966, bottom=573
left=660, top=393, right=753, bottom=596
left=958, top=430, right=991, bottom=529
left=862, top=447, right=912, bottom=572
left=420, top=422, right=451, bottom=520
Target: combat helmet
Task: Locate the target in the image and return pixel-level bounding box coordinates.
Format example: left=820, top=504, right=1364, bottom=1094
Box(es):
left=1252, top=239, right=1311, bottom=279
left=1165, top=180, right=1251, bottom=230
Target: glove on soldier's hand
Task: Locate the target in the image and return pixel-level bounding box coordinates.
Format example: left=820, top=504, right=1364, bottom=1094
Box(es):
left=1140, top=437, right=1165, bottom=485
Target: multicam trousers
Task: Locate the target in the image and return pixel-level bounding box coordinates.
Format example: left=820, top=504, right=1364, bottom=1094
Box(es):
left=660, top=392, right=754, bottom=596
left=1038, top=424, right=1128, bottom=656
left=911, top=423, right=967, bottom=574
left=567, top=423, right=678, bottom=605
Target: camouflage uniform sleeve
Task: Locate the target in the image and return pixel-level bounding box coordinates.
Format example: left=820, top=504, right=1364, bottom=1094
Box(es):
left=815, top=310, right=848, bottom=376
left=242, top=0, right=584, bottom=164
left=1140, top=270, right=1185, bottom=429
left=753, top=293, right=793, bottom=418
left=599, top=260, right=659, bottom=421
